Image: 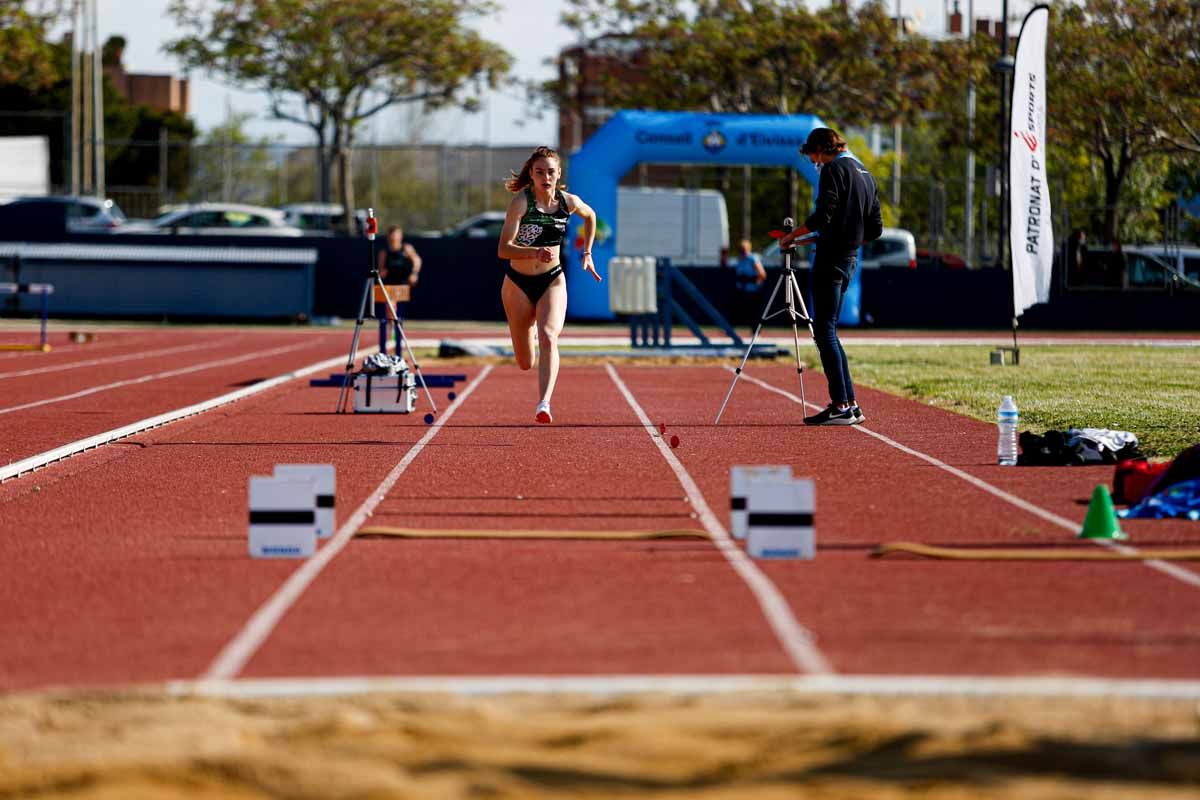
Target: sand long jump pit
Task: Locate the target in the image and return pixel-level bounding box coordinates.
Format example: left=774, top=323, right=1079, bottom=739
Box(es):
left=2, top=684, right=1198, bottom=798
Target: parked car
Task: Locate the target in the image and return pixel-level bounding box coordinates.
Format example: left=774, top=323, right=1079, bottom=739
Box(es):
left=1127, top=243, right=1200, bottom=283
left=279, top=203, right=367, bottom=235
left=120, top=203, right=303, bottom=236
left=862, top=227, right=917, bottom=269
left=760, top=227, right=916, bottom=269
left=443, top=211, right=507, bottom=238
left=1123, top=246, right=1200, bottom=290
left=760, top=238, right=813, bottom=268
left=1, top=194, right=127, bottom=232
left=915, top=249, right=970, bottom=271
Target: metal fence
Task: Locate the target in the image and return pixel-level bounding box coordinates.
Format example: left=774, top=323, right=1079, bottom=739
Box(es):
left=31, top=137, right=538, bottom=232
left=10, top=127, right=1197, bottom=253
left=102, top=138, right=535, bottom=227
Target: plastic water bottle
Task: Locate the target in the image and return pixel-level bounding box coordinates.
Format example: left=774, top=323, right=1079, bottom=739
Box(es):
left=997, top=395, right=1019, bottom=466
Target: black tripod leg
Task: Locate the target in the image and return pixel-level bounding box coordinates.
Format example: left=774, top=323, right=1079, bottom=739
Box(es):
left=336, top=276, right=375, bottom=413
left=785, top=272, right=810, bottom=412
left=715, top=271, right=787, bottom=424
left=394, top=313, right=439, bottom=414
left=373, top=274, right=438, bottom=414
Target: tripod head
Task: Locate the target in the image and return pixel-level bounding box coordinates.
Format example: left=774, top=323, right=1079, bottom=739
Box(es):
left=364, top=207, right=382, bottom=279
left=364, top=207, right=378, bottom=241
left=779, top=217, right=800, bottom=273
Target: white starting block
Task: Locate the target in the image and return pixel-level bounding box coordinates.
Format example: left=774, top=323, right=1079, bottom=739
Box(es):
left=730, top=465, right=793, bottom=539
left=274, top=464, right=336, bottom=539
left=353, top=369, right=416, bottom=413
left=746, top=476, right=816, bottom=560
left=248, top=475, right=318, bottom=558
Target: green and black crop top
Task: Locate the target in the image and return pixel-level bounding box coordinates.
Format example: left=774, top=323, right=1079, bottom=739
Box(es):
left=515, top=187, right=572, bottom=247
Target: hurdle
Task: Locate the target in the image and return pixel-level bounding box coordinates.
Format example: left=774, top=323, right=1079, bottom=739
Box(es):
left=0, top=282, right=54, bottom=352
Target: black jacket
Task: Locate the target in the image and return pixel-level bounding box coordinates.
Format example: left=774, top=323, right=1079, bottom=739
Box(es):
left=803, top=155, right=883, bottom=260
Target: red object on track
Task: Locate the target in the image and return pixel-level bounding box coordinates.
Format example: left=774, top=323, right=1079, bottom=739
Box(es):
left=670, top=435, right=680, bottom=449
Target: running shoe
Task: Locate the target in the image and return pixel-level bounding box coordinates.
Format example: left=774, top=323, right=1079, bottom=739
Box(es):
left=535, top=400, right=553, bottom=424
left=803, top=404, right=857, bottom=426
left=851, top=405, right=866, bottom=424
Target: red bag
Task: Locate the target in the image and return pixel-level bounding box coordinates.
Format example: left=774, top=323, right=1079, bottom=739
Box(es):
left=1112, top=459, right=1169, bottom=505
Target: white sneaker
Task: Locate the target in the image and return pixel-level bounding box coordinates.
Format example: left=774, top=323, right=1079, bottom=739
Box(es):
left=535, top=400, right=553, bottom=424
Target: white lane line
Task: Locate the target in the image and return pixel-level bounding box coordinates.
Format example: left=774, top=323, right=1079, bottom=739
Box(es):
left=0, top=340, right=316, bottom=416
left=1, top=346, right=377, bottom=483
left=606, top=363, right=832, bottom=676
left=0, top=339, right=229, bottom=380
left=735, top=369, right=1200, bottom=590
left=201, top=365, right=494, bottom=682
left=171, top=673, right=1200, bottom=700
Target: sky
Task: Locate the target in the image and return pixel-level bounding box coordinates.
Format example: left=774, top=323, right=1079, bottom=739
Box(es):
left=95, top=0, right=1044, bottom=148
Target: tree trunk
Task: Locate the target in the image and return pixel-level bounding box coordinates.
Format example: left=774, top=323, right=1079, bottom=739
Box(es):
left=332, top=122, right=356, bottom=234
left=337, top=146, right=355, bottom=233
left=339, top=124, right=357, bottom=233
left=1100, top=139, right=1132, bottom=244
left=315, top=126, right=331, bottom=205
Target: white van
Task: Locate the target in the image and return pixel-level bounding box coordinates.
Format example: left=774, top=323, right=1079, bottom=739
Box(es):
left=616, top=187, right=729, bottom=267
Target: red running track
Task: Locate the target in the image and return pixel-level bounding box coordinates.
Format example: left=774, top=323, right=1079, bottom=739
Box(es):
left=1, top=331, right=1199, bottom=692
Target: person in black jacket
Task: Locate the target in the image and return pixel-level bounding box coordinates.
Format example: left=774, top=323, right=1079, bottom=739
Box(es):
left=780, top=127, right=883, bottom=425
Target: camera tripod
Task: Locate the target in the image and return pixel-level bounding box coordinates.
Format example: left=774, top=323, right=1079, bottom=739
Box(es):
left=335, top=208, right=438, bottom=415
left=715, top=218, right=817, bottom=423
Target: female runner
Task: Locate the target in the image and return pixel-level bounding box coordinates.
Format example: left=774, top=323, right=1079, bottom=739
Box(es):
left=497, top=146, right=599, bottom=423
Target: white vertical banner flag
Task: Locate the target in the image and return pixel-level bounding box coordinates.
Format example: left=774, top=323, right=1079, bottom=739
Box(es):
left=1009, top=4, right=1053, bottom=317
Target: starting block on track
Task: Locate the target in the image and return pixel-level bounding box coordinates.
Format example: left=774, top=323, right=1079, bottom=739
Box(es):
left=741, top=471, right=816, bottom=560
left=274, top=464, right=336, bottom=539
left=248, top=463, right=337, bottom=557
left=730, top=465, right=793, bottom=540
left=248, top=475, right=318, bottom=558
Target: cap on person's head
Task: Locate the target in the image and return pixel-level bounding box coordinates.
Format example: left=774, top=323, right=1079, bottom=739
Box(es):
left=800, top=127, right=846, bottom=155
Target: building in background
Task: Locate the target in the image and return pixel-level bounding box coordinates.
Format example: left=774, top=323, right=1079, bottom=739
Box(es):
left=556, top=35, right=647, bottom=155
left=102, top=37, right=189, bottom=116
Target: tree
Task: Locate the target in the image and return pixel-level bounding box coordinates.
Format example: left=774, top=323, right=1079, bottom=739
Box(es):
left=0, top=23, right=196, bottom=195
left=189, top=111, right=280, bottom=205
left=1092, top=0, right=1200, bottom=156
left=549, top=0, right=964, bottom=224
left=1050, top=0, right=1200, bottom=242
left=166, top=0, right=512, bottom=231
left=553, top=0, right=948, bottom=129
left=0, top=0, right=63, bottom=91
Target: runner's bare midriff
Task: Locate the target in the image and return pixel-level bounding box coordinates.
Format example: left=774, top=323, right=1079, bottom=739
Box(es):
left=509, top=249, right=562, bottom=274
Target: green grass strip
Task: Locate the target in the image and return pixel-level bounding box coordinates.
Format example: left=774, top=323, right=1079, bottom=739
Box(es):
left=840, top=344, right=1199, bottom=458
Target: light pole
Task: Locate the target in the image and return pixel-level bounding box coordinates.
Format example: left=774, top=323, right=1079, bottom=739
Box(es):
left=994, top=0, right=1014, bottom=270
left=964, top=0, right=976, bottom=265
left=892, top=0, right=903, bottom=212
left=91, top=0, right=104, bottom=197
left=69, top=0, right=80, bottom=195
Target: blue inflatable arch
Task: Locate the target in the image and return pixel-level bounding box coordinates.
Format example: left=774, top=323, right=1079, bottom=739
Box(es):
left=563, top=110, right=861, bottom=323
